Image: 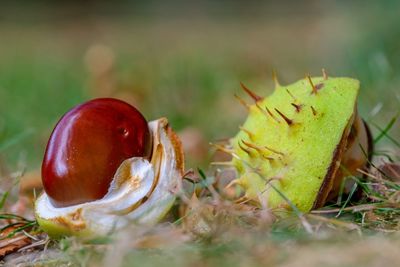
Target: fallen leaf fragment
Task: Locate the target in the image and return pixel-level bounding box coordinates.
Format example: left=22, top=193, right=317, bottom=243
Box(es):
left=0, top=225, right=32, bottom=259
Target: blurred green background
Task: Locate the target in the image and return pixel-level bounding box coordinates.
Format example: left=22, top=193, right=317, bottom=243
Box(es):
left=0, top=0, right=399, bottom=171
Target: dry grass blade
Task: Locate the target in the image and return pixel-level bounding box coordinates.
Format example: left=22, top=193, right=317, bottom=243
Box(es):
left=311, top=204, right=378, bottom=214
left=18, top=235, right=49, bottom=252
left=307, top=214, right=361, bottom=232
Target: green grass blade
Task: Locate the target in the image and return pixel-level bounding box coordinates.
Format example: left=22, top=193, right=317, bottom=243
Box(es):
left=0, top=128, right=34, bottom=152
left=336, top=182, right=358, bottom=217
left=0, top=191, right=9, bottom=210
left=373, top=115, right=398, bottom=144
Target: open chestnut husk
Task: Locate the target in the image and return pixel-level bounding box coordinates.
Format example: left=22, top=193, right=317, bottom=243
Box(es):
left=35, top=99, right=184, bottom=237
left=227, top=76, right=373, bottom=212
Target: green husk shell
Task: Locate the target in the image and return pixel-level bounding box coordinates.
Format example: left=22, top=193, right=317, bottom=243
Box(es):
left=231, top=76, right=361, bottom=212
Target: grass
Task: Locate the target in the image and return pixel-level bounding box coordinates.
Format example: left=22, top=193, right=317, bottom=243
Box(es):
left=1, top=135, right=400, bottom=266
left=1, top=1, right=400, bottom=169
left=13, top=174, right=398, bottom=267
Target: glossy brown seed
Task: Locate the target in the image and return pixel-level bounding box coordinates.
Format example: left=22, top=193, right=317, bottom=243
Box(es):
left=42, top=98, right=152, bottom=207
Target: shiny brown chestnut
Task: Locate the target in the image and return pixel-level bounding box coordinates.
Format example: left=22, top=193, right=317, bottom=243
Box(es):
left=42, top=98, right=152, bottom=208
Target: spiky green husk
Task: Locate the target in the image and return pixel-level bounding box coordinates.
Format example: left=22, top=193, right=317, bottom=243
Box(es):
left=231, top=77, right=359, bottom=212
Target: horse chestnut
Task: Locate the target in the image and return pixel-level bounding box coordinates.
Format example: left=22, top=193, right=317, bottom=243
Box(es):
left=42, top=98, right=152, bottom=208
left=230, top=76, right=372, bottom=212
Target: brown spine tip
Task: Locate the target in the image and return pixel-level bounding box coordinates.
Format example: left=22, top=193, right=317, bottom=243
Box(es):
left=239, top=126, right=255, bottom=140
left=322, top=68, right=328, bottom=80
left=265, top=106, right=277, bottom=120
left=286, top=89, right=296, bottom=101
left=238, top=141, right=252, bottom=156
left=274, top=108, right=293, bottom=125
left=240, top=82, right=263, bottom=102
left=291, top=103, right=302, bottom=113
left=255, top=103, right=280, bottom=123
left=262, top=155, right=275, bottom=161
left=272, top=69, right=280, bottom=87
left=234, top=94, right=250, bottom=110
left=307, top=75, right=318, bottom=94
left=311, top=106, right=317, bottom=116
left=241, top=140, right=282, bottom=160
left=210, top=143, right=234, bottom=155
left=242, top=140, right=276, bottom=161
left=241, top=139, right=263, bottom=153
left=264, top=145, right=284, bottom=156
